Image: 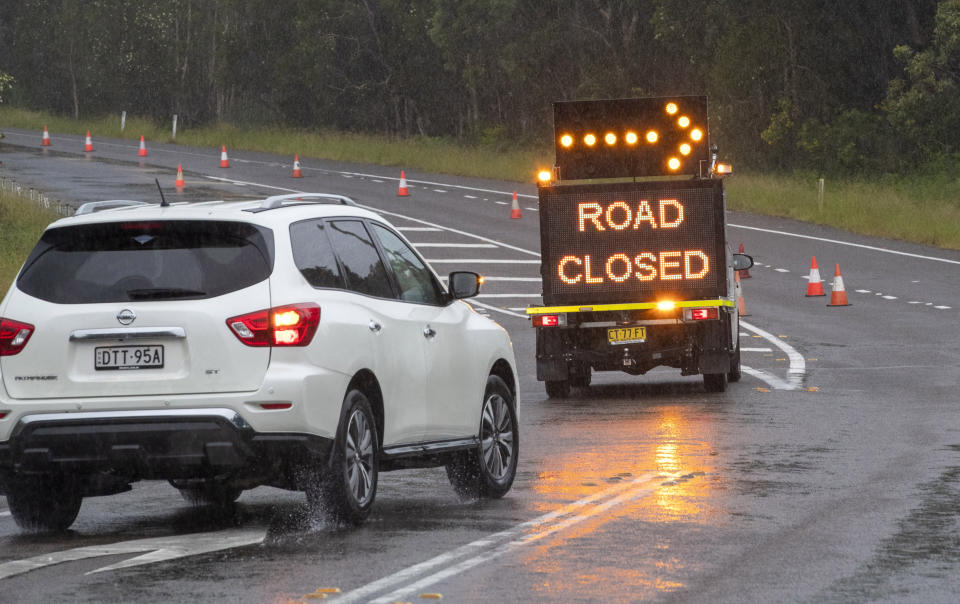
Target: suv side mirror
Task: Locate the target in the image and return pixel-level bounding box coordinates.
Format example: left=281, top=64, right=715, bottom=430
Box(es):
left=448, top=271, right=481, bottom=299
left=732, top=253, right=754, bottom=271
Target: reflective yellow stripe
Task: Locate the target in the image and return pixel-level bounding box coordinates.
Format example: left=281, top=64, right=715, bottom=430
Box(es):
left=525, top=299, right=733, bottom=315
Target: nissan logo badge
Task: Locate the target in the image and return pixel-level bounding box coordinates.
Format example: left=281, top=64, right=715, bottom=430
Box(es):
left=117, top=309, right=137, bottom=325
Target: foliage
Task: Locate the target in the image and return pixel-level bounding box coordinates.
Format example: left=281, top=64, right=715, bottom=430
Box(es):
left=0, top=0, right=957, bottom=174
left=0, top=71, right=12, bottom=104
left=0, top=188, right=59, bottom=290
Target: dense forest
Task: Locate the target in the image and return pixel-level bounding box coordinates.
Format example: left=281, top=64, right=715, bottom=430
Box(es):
left=1, top=0, right=959, bottom=174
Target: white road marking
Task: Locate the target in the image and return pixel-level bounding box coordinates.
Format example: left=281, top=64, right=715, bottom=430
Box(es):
left=464, top=195, right=478, bottom=199
left=774, top=268, right=790, bottom=273
left=935, top=305, right=952, bottom=309
left=740, top=321, right=805, bottom=389
left=0, top=529, right=266, bottom=580
left=433, top=189, right=447, bottom=193
left=495, top=201, right=508, bottom=205
left=467, top=300, right=528, bottom=319
left=730, top=223, right=960, bottom=266
left=412, top=243, right=497, bottom=248
left=855, top=289, right=871, bottom=293
left=0, top=511, right=10, bottom=518
left=741, top=347, right=773, bottom=352
left=882, top=295, right=898, bottom=300
left=396, top=227, right=442, bottom=232
left=338, top=473, right=663, bottom=604
left=741, top=366, right=795, bottom=391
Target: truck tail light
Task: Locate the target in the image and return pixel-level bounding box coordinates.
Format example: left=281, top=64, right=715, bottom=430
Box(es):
left=532, top=314, right=559, bottom=327
left=227, top=304, right=320, bottom=347
left=684, top=307, right=718, bottom=321
left=0, top=318, right=34, bottom=356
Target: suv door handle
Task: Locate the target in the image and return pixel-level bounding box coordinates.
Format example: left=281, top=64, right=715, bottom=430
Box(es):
left=368, top=320, right=382, bottom=333
left=423, top=325, right=436, bottom=339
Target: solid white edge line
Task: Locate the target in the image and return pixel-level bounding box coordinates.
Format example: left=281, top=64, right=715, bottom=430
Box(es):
left=740, top=320, right=805, bottom=389
left=337, top=473, right=661, bottom=604
left=730, top=223, right=960, bottom=266
left=369, top=474, right=667, bottom=604
left=741, top=366, right=794, bottom=391
left=0, top=511, right=10, bottom=517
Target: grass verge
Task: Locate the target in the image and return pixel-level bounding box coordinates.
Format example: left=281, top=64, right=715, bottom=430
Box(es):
left=2, top=106, right=959, bottom=250
left=0, top=186, right=59, bottom=291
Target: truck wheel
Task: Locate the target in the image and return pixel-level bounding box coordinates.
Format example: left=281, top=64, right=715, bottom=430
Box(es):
left=703, top=372, right=728, bottom=393
left=545, top=379, right=570, bottom=399
left=728, top=343, right=742, bottom=382
left=6, top=476, right=83, bottom=533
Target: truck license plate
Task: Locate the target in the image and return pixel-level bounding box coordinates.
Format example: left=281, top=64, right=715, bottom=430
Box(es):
left=607, top=326, right=646, bottom=345
left=95, top=345, right=164, bottom=370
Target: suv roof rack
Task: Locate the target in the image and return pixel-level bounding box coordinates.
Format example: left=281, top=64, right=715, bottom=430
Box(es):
left=74, top=200, right=152, bottom=216
left=245, top=193, right=358, bottom=213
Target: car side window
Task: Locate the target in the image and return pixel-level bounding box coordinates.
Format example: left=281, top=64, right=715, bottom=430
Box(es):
left=290, top=220, right=345, bottom=289
left=327, top=220, right=395, bottom=299
left=371, top=223, right=446, bottom=305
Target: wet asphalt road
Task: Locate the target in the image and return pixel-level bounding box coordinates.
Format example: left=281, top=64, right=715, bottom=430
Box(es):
left=1, top=128, right=960, bottom=603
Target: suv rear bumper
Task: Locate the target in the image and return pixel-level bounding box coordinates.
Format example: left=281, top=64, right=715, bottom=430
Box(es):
left=0, top=408, right=333, bottom=494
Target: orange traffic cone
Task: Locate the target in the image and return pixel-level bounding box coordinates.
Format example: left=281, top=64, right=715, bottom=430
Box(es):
left=398, top=170, right=409, bottom=196
left=735, top=270, right=748, bottom=316
left=737, top=243, right=751, bottom=278
left=220, top=145, right=229, bottom=168
left=806, top=256, right=825, bottom=296
left=292, top=154, right=303, bottom=178
left=827, top=263, right=850, bottom=307
left=83, top=130, right=94, bottom=152
left=510, top=191, right=522, bottom=219
left=137, top=135, right=148, bottom=157
left=41, top=125, right=51, bottom=146
left=175, top=164, right=185, bottom=188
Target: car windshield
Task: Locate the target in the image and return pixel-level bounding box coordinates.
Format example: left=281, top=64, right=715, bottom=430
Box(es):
left=16, top=220, right=274, bottom=303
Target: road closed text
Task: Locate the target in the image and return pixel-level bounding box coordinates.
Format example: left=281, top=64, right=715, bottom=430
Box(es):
left=552, top=197, right=712, bottom=285
left=558, top=250, right=709, bottom=284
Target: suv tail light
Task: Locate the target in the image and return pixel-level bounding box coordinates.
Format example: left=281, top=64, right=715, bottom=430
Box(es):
left=0, top=318, right=34, bottom=356
left=227, top=304, right=320, bottom=347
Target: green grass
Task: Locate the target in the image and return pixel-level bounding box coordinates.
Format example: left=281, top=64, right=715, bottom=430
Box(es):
left=3, top=106, right=960, bottom=250
left=0, top=186, right=60, bottom=291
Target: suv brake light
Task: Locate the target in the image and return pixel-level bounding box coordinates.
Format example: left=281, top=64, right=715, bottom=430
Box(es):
left=0, top=318, right=34, bottom=356
left=227, top=304, right=320, bottom=347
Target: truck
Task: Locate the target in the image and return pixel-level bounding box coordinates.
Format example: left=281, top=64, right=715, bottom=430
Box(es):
left=527, top=96, right=753, bottom=398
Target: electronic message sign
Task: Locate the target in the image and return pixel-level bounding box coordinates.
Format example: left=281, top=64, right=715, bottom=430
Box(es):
left=554, top=96, right=709, bottom=180
left=538, top=179, right=726, bottom=306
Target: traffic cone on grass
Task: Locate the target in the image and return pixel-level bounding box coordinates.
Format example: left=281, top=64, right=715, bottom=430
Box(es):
left=737, top=243, right=751, bottom=278
left=175, top=164, right=185, bottom=188
left=510, top=191, right=522, bottom=219
left=805, top=256, right=825, bottom=297
left=137, top=135, right=148, bottom=157
left=83, top=131, right=94, bottom=152
left=398, top=170, right=409, bottom=196
left=41, top=126, right=51, bottom=146
left=827, top=264, right=850, bottom=307
left=291, top=154, right=303, bottom=178
left=220, top=146, right=229, bottom=168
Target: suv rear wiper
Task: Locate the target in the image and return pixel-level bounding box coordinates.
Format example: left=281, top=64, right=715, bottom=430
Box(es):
left=127, top=288, right=207, bottom=300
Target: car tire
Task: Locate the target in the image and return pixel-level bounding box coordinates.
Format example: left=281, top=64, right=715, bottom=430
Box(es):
left=446, top=375, right=518, bottom=500
left=308, top=389, right=379, bottom=525
left=728, top=343, right=742, bottom=382
left=6, top=476, right=83, bottom=533
left=545, top=379, right=571, bottom=399
left=703, top=371, right=729, bottom=393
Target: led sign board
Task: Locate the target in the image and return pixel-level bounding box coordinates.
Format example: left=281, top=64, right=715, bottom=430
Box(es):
left=554, top=96, right=709, bottom=180
left=538, top=179, right=726, bottom=305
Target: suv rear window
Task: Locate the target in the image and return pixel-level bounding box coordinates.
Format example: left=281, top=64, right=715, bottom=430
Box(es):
left=16, top=220, right=274, bottom=304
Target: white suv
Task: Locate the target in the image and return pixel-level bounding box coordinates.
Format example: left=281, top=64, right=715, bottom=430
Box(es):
left=0, top=193, right=519, bottom=531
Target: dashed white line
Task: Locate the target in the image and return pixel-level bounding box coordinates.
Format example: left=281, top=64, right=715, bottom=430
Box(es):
left=741, top=347, right=773, bottom=352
